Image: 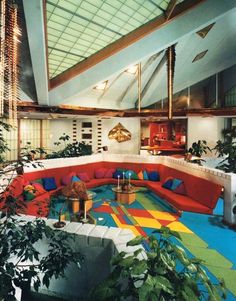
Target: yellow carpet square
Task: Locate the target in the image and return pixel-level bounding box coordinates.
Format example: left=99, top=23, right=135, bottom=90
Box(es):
left=148, top=210, right=177, bottom=221
left=111, top=214, right=140, bottom=236
left=168, top=221, right=192, bottom=233
left=133, top=216, right=162, bottom=229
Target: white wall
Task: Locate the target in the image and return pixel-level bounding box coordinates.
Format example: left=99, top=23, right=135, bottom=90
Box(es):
left=101, top=117, right=141, bottom=154
left=187, top=116, right=225, bottom=152
left=49, top=120, right=73, bottom=151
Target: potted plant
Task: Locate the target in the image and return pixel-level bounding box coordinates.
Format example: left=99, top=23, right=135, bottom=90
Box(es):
left=187, top=140, right=211, bottom=165
left=46, top=135, right=92, bottom=159
left=88, top=226, right=226, bottom=301
left=213, top=128, right=236, bottom=173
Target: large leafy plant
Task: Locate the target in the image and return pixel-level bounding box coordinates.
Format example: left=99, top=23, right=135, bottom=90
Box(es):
left=188, top=140, right=211, bottom=157
left=213, top=128, right=236, bottom=173
left=0, top=216, right=83, bottom=301
left=46, top=134, right=92, bottom=159
left=89, top=226, right=226, bottom=301
left=0, top=122, right=83, bottom=300
left=187, top=140, right=212, bottom=165
left=0, top=120, right=11, bottom=164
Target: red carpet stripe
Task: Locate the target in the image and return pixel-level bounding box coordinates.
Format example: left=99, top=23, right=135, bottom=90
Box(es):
left=128, top=208, right=153, bottom=218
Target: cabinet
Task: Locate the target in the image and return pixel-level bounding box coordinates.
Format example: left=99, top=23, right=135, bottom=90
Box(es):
left=149, top=120, right=186, bottom=146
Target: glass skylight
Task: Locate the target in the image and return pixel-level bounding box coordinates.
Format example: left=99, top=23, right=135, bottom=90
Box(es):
left=46, top=0, right=185, bottom=79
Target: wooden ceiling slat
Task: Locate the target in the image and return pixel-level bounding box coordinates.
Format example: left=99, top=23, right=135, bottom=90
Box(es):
left=17, top=102, right=236, bottom=117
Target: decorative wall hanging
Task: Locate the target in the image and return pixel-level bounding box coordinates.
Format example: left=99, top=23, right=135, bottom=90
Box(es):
left=0, top=0, right=21, bottom=127
left=108, top=122, right=131, bottom=143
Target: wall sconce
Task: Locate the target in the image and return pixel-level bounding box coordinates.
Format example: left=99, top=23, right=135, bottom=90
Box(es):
left=94, top=146, right=108, bottom=154
left=93, top=81, right=108, bottom=91
left=125, top=65, right=138, bottom=74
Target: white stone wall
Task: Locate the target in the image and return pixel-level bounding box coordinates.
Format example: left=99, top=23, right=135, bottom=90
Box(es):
left=35, top=218, right=143, bottom=300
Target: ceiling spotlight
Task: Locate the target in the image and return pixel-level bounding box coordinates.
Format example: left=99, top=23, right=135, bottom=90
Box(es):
left=125, top=65, right=138, bottom=74
left=94, top=80, right=108, bottom=91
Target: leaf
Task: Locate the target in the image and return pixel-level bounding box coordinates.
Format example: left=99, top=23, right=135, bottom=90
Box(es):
left=33, top=279, right=40, bottom=292
left=127, top=235, right=144, bottom=246
left=173, top=245, right=190, bottom=266
left=131, top=260, right=147, bottom=275
left=110, top=251, right=126, bottom=265
left=147, top=252, right=156, bottom=260
left=42, top=274, right=50, bottom=288
left=119, top=255, right=135, bottom=268
left=89, top=283, right=120, bottom=301
left=182, top=284, right=200, bottom=301
left=133, top=248, right=143, bottom=257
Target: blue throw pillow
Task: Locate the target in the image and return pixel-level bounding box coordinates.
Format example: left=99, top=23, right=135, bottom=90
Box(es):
left=148, top=171, right=160, bottom=182
left=113, top=170, right=123, bottom=179
left=171, top=178, right=183, bottom=191
left=42, top=177, right=57, bottom=191
left=142, top=170, right=149, bottom=180
left=71, top=175, right=81, bottom=183
left=162, top=178, right=173, bottom=190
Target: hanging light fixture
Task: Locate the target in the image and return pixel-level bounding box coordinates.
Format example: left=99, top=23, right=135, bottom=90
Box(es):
left=166, top=45, right=176, bottom=120
left=0, top=0, right=21, bottom=127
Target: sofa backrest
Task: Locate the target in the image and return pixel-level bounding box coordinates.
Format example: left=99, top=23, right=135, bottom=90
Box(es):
left=23, top=162, right=105, bottom=187
left=22, top=161, right=222, bottom=210
left=159, top=165, right=222, bottom=209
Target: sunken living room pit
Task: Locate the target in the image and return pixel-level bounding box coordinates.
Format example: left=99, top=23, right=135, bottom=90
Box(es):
left=3, top=153, right=235, bottom=225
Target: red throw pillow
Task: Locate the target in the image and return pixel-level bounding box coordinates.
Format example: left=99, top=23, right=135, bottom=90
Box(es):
left=174, top=182, right=186, bottom=195
left=61, top=172, right=76, bottom=186
left=77, top=172, right=90, bottom=182
left=104, top=168, right=116, bottom=178
left=94, top=168, right=107, bottom=179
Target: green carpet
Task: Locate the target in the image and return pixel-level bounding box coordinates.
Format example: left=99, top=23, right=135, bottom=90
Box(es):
left=179, top=232, right=208, bottom=248
left=136, top=192, right=165, bottom=211
left=179, top=232, right=235, bottom=296
left=208, top=266, right=236, bottom=296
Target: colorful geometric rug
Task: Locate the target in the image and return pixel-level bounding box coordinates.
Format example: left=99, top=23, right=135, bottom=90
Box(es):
left=90, top=185, right=236, bottom=301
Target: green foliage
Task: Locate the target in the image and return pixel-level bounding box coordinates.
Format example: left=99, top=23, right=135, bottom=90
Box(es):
left=88, top=226, right=226, bottom=301
left=0, top=216, right=83, bottom=300
left=188, top=140, right=211, bottom=157
left=213, top=128, right=236, bottom=173
left=46, top=134, right=92, bottom=159
left=21, top=142, right=48, bottom=160
left=0, top=125, right=84, bottom=300
left=0, top=121, right=11, bottom=163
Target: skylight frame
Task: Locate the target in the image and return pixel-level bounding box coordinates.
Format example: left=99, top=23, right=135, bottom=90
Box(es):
left=46, top=0, right=182, bottom=79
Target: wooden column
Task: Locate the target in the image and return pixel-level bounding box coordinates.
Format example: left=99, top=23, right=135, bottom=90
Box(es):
left=17, top=118, right=21, bottom=160
left=40, top=119, right=43, bottom=158
left=166, top=45, right=176, bottom=120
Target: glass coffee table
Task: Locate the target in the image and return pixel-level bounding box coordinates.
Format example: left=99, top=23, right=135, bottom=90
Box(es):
left=49, top=190, right=97, bottom=224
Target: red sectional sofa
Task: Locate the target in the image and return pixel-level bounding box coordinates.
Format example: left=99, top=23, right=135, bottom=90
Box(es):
left=0, top=161, right=223, bottom=217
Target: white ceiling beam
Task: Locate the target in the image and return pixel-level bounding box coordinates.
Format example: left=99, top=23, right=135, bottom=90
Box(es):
left=49, top=0, right=236, bottom=107
left=23, top=0, right=49, bottom=105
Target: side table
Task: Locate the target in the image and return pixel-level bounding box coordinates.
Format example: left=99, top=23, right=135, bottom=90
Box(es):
left=112, top=187, right=137, bottom=205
